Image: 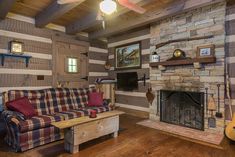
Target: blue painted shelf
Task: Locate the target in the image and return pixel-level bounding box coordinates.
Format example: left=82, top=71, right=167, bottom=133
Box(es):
left=0, top=53, right=32, bottom=67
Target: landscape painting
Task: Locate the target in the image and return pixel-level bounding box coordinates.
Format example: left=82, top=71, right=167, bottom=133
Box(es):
left=115, top=42, right=141, bottom=70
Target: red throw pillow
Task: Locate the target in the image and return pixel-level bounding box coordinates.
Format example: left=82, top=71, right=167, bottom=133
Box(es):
left=88, top=92, right=103, bottom=107
left=6, top=97, right=36, bottom=119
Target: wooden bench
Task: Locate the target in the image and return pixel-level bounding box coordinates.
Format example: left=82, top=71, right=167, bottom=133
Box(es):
left=51, top=110, right=124, bottom=154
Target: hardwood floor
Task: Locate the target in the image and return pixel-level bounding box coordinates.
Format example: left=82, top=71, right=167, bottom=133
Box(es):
left=1, top=114, right=235, bottom=157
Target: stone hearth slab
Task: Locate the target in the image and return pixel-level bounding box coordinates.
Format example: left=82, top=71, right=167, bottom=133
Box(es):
left=137, top=120, right=224, bottom=147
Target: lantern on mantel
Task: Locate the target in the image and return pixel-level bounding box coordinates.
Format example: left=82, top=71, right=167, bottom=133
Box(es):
left=151, top=51, right=160, bottom=62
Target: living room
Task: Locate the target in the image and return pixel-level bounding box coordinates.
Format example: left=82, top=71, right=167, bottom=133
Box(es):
left=0, top=0, right=235, bottom=156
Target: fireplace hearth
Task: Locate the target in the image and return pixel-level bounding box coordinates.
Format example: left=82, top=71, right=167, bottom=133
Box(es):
left=160, top=90, right=204, bottom=130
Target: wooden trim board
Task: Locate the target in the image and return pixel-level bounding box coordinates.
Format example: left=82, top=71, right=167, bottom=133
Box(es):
left=117, top=107, right=149, bottom=119
left=0, top=30, right=52, bottom=43
left=0, top=49, right=52, bottom=60
left=115, top=103, right=150, bottom=112
left=226, top=14, right=235, bottom=21
left=0, top=86, right=52, bottom=93
left=0, top=68, right=52, bottom=75
left=89, top=59, right=106, bottom=65
left=89, top=72, right=108, bottom=77
left=89, top=47, right=108, bottom=53
left=108, top=34, right=151, bottom=48
left=226, top=35, right=235, bottom=43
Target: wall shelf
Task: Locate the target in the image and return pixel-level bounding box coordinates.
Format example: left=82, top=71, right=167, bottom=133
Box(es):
left=0, top=53, right=32, bottom=67
left=149, top=57, right=216, bottom=67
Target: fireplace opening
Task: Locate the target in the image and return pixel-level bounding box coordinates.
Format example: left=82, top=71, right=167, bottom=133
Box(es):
left=160, top=90, right=204, bottom=130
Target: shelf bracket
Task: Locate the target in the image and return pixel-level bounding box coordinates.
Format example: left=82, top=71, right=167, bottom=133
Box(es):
left=0, top=53, right=32, bottom=67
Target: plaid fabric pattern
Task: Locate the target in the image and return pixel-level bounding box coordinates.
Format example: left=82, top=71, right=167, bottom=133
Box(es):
left=7, top=90, right=46, bottom=101
left=18, top=114, right=64, bottom=133
left=29, top=97, right=49, bottom=115
left=2, top=111, right=63, bottom=152
left=2, top=87, right=114, bottom=152
left=55, top=109, right=88, bottom=120
left=46, top=88, right=75, bottom=114
left=7, top=90, right=49, bottom=115
left=19, top=126, right=63, bottom=152
left=82, top=106, right=112, bottom=114
left=70, top=87, right=96, bottom=109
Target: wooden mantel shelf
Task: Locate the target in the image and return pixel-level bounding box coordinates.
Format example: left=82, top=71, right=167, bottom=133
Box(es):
left=150, top=57, right=216, bottom=67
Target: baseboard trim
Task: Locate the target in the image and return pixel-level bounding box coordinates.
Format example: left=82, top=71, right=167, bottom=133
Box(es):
left=117, top=107, right=149, bottom=119
left=115, top=103, right=150, bottom=112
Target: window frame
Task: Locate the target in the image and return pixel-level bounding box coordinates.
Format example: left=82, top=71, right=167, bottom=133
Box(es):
left=65, top=57, right=79, bottom=73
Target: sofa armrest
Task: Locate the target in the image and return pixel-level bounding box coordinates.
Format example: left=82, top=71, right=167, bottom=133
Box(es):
left=103, top=99, right=111, bottom=106
left=1, top=110, right=25, bottom=125
left=103, top=99, right=116, bottom=109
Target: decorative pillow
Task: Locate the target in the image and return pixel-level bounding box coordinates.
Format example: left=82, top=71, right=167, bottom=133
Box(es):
left=6, top=97, right=36, bottom=119
left=87, top=92, right=103, bottom=107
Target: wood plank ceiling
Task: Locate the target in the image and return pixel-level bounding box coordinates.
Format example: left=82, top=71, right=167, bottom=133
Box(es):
left=0, top=0, right=226, bottom=39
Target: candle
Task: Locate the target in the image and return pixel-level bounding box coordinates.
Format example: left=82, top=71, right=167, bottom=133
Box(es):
left=90, top=110, right=97, bottom=118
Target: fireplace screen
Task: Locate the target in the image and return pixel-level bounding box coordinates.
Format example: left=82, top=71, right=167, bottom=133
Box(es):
left=160, top=90, right=204, bottom=130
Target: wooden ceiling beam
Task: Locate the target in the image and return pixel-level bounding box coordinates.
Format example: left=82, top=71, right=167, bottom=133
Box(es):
left=66, top=11, right=99, bottom=34
left=89, top=0, right=224, bottom=39
left=0, top=0, right=17, bottom=20
left=66, top=0, right=153, bottom=34
left=35, top=0, right=86, bottom=28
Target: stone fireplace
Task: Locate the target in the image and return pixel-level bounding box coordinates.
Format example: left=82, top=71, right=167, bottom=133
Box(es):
left=149, top=1, right=226, bottom=139
left=160, top=90, right=204, bottom=130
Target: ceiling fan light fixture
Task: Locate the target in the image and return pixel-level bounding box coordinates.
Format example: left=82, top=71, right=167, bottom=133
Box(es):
left=99, top=0, right=117, bottom=15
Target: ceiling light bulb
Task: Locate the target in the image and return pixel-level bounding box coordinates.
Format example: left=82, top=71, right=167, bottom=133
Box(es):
left=100, top=0, right=117, bottom=15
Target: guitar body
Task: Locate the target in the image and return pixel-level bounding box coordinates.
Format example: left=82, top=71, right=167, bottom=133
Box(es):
left=225, top=114, right=235, bottom=141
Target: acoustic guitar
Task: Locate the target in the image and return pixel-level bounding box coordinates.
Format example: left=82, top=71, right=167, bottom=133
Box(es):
left=225, top=63, right=235, bottom=141
left=225, top=113, right=235, bottom=141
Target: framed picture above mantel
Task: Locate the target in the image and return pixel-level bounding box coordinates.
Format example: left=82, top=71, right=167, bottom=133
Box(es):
left=196, top=44, right=215, bottom=58
left=115, top=42, right=141, bottom=70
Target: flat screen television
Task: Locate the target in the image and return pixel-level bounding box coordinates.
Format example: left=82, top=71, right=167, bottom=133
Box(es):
left=117, top=72, right=138, bottom=91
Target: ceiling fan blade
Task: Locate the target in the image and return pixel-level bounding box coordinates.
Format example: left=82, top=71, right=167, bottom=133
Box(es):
left=117, top=0, right=146, bottom=14
left=57, top=0, right=84, bottom=4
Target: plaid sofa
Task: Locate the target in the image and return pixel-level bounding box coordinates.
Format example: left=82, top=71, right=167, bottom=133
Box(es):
left=1, top=88, right=112, bottom=152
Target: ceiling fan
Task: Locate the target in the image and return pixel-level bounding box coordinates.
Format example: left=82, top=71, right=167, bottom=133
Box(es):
left=57, top=0, right=146, bottom=14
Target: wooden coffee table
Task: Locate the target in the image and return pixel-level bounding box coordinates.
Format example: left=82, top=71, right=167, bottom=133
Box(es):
left=51, top=110, right=124, bottom=154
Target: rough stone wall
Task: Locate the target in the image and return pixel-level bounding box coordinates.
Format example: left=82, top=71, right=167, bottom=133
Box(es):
left=149, top=2, right=226, bottom=134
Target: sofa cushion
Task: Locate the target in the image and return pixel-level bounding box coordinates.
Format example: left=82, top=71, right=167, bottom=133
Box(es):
left=8, top=90, right=46, bottom=101
left=18, top=114, right=64, bottom=133
left=54, top=109, right=88, bottom=120
left=46, top=88, right=75, bottom=114
left=88, top=92, right=103, bottom=107
left=29, top=97, right=50, bottom=115
left=7, top=90, right=50, bottom=115
left=70, top=87, right=96, bottom=109
left=82, top=106, right=112, bottom=115
left=6, top=97, right=36, bottom=119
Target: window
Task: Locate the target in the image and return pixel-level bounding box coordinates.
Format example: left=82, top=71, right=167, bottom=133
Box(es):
left=67, top=57, right=78, bottom=73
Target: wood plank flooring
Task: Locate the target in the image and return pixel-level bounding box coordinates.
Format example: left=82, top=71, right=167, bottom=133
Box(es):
left=0, top=114, right=235, bottom=157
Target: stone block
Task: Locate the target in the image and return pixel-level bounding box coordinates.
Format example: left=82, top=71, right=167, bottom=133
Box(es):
left=186, top=16, right=192, bottom=23
left=194, top=70, right=210, bottom=76
left=210, top=69, right=225, bottom=76
left=190, top=30, right=197, bottom=37
left=200, top=76, right=224, bottom=83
